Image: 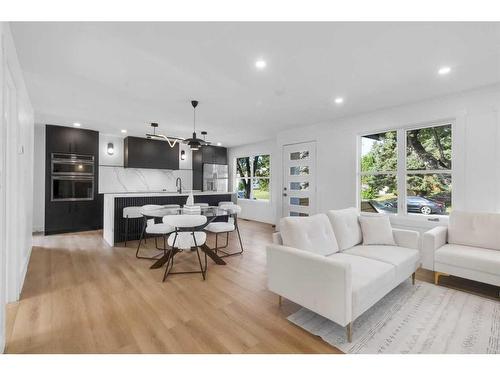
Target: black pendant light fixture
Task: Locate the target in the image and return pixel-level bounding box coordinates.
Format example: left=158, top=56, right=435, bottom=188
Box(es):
left=183, top=100, right=210, bottom=150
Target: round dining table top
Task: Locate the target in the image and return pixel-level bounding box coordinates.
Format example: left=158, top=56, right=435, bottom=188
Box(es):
left=140, top=205, right=229, bottom=218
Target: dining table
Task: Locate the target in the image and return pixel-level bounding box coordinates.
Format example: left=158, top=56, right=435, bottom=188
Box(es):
left=138, top=205, right=230, bottom=269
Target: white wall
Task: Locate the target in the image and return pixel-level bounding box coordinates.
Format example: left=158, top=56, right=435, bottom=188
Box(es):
left=32, top=124, right=45, bottom=232
left=228, top=139, right=278, bottom=224
left=274, top=84, right=500, bottom=231
left=0, top=22, right=35, bottom=352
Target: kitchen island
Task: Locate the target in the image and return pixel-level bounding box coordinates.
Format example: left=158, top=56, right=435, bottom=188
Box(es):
left=103, top=191, right=236, bottom=246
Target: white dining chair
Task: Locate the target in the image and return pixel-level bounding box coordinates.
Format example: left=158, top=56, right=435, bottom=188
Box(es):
left=205, top=203, right=243, bottom=257
left=122, top=206, right=143, bottom=247
left=135, top=204, right=178, bottom=260
left=162, top=214, right=208, bottom=282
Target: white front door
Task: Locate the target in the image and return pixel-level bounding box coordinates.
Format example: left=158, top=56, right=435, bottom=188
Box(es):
left=282, top=141, right=316, bottom=217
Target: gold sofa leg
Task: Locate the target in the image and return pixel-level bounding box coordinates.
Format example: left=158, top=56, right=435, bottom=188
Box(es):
left=346, top=322, right=353, bottom=343
left=412, top=272, right=416, bottom=285
left=434, top=271, right=449, bottom=285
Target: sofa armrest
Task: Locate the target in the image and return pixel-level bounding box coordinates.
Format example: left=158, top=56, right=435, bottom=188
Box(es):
left=266, top=244, right=352, bottom=326
left=392, top=228, right=419, bottom=249
left=421, top=226, right=448, bottom=270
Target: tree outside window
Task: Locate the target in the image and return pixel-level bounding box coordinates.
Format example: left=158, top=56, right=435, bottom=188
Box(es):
left=236, top=154, right=270, bottom=201
left=360, top=124, right=452, bottom=216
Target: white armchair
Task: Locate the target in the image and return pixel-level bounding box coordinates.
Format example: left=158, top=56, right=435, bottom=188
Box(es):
left=422, top=211, right=500, bottom=287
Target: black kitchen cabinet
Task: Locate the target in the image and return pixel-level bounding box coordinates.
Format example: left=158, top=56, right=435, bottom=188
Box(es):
left=46, top=124, right=98, bottom=155
left=45, top=125, right=100, bottom=235
left=192, top=149, right=203, bottom=191
left=214, top=146, right=228, bottom=164
left=201, top=145, right=227, bottom=164
left=124, top=136, right=179, bottom=170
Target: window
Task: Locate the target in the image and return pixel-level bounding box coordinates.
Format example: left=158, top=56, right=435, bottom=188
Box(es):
left=236, top=154, right=271, bottom=201
left=360, top=131, right=398, bottom=213
left=359, top=123, right=452, bottom=216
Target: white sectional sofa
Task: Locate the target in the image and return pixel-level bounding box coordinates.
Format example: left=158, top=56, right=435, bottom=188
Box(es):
left=266, top=208, right=420, bottom=342
left=422, top=210, right=500, bottom=287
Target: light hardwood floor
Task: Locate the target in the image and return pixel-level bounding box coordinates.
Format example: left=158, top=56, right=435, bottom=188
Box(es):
left=5, top=220, right=340, bottom=354
left=6, top=220, right=498, bottom=354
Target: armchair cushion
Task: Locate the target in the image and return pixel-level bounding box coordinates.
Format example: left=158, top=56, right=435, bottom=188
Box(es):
left=327, top=207, right=363, bottom=250
left=280, top=213, right=339, bottom=256
left=435, top=243, right=500, bottom=276
left=448, top=210, right=500, bottom=251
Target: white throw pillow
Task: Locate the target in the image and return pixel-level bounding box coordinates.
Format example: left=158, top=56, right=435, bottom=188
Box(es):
left=280, top=213, right=339, bottom=256
left=359, top=215, right=396, bottom=246
left=326, top=207, right=363, bottom=250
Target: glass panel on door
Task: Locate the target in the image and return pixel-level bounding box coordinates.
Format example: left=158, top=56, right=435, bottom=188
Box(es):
left=290, top=166, right=309, bottom=176
left=290, top=151, right=309, bottom=160
left=290, top=197, right=309, bottom=206
left=290, top=182, right=309, bottom=191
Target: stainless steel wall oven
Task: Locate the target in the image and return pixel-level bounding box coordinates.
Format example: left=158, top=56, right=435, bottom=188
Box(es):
left=51, top=153, right=95, bottom=201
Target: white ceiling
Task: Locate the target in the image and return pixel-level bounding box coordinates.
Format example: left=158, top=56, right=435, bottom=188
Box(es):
left=10, top=22, right=500, bottom=147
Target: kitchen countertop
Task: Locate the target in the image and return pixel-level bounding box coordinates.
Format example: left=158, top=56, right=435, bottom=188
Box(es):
left=102, top=191, right=235, bottom=198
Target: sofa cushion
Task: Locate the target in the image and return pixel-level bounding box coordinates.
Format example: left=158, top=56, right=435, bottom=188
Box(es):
left=327, top=207, right=362, bottom=250
left=435, top=243, right=500, bottom=276
left=280, top=214, right=339, bottom=256
left=344, top=245, right=419, bottom=282
left=448, top=210, right=500, bottom=251
left=327, top=253, right=396, bottom=318
left=359, top=215, right=396, bottom=246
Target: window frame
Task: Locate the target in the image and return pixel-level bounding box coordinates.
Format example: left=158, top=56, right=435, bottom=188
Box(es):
left=234, top=153, right=272, bottom=203
left=357, top=120, right=454, bottom=220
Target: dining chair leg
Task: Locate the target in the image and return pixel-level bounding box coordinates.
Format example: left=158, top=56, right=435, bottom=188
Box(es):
left=236, top=222, right=244, bottom=253
left=124, top=217, right=129, bottom=247
left=162, top=248, right=175, bottom=282
left=217, top=223, right=244, bottom=258
left=193, top=233, right=207, bottom=280
left=215, top=233, right=218, bottom=254
left=135, top=218, right=147, bottom=259
left=195, top=247, right=206, bottom=280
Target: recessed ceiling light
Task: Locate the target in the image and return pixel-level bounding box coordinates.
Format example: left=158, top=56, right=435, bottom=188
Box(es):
left=255, top=59, right=267, bottom=70
left=121, top=129, right=127, bottom=134
left=73, top=122, right=81, bottom=127
left=438, top=66, right=451, bottom=75
left=334, top=97, right=344, bottom=104
left=217, top=142, right=222, bottom=146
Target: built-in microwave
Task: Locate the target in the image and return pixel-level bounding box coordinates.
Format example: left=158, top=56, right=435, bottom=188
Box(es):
left=51, top=153, right=94, bottom=175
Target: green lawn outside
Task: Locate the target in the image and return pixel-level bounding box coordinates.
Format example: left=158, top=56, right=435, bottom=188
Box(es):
left=252, top=189, right=270, bottom=200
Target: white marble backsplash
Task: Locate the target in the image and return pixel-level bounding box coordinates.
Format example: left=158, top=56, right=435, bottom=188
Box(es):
left=99, top=166, right=193, bottom=194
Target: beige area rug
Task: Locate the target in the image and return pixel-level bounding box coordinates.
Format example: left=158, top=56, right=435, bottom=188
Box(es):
left=287, top=281, right=500, bottom=353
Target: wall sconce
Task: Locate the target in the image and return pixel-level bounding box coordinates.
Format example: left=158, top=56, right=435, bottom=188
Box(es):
left=180, top=150, right=186, bottom=160
left=107, top=142, right=114, bottom=155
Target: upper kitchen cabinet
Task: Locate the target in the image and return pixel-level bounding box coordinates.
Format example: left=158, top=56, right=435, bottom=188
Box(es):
left=124, top=136, right=180, bottom=170
left=46, top=124, right=99, bottom=155
left=202, top=145, right=227, bottom=164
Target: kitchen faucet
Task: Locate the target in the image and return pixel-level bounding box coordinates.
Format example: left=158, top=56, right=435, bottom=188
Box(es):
left=175, top=177, right=182, bottom=194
